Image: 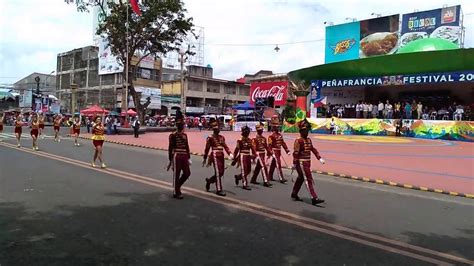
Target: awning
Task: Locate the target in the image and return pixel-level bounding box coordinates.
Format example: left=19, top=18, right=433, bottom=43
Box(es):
left=289, top=48, right=474, bottom=82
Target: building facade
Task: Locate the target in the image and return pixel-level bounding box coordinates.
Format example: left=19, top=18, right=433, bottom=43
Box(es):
left=162, top=65, right=250, bottom=115
left=56, top=46, right=162, bottom=113
left=14, top=72, right=57, bottom=97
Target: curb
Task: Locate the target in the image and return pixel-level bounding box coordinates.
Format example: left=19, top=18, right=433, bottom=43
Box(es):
left=71, top=135, right=474, bottom=200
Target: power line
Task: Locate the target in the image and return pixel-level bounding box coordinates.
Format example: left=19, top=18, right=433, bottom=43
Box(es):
left=205, top=38, right=325, bottom=47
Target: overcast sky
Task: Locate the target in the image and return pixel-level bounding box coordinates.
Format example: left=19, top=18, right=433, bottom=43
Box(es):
left=0, top=0, right=472, bottom=85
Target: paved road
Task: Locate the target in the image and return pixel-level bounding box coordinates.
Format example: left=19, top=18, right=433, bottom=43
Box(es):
left=0, top=131, right=473, bottom=265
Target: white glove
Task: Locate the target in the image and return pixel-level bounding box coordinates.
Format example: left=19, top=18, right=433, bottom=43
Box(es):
left=287, top=151, right=291, bottom=155
left=229, top=153, right=234, bottom=160
left=188, top=159, right=192, bottom=165
left=319, top=158, right=326, bottom=164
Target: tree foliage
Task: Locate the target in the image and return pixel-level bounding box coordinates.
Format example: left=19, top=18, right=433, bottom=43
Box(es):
left=66, top=0, right=194, bottom=122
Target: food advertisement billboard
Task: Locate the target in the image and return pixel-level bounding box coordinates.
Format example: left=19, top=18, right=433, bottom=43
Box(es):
left=325, top=14, right=399, bottom=63
left=400, top=5, right=461, bottom=50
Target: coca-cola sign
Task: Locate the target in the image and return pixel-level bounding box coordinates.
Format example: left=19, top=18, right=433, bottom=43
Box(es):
left=250, top=81, right=288, bottom=106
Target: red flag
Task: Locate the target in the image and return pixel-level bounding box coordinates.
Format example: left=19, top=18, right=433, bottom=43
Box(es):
left=130, top=0, right=141, bottom=16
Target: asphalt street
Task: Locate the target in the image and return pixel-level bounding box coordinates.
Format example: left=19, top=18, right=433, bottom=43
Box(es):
left=0, top=127, right=473, bottom=265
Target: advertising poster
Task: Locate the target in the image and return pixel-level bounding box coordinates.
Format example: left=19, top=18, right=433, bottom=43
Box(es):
left=359, top=15, right=399, bottom=58
left=400, top=5, right=461, bottom=49
left=128, top=87, right=162, bottom=109
left=325, top=22, right=360, bottom=63
left=98, top=37, right=124, bottom=75
left=325, top=15, right=399, bottom=63
left=139, top=55, right=155, bottom=69
left=249, top=81, right=288, bottom=106
left=19, top=90, right=32, bottom=108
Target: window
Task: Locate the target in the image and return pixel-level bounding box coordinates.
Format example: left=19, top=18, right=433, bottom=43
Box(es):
left=239, top=86, right=250, bottom=96
left=207, top=82, right=220, bottom=93
left=224, top=85, right=237, bottom=95
left=188, top=80, right=203, bottom=91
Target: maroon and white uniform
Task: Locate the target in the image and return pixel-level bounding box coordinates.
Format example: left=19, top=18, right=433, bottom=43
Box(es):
left=203, top=134, right=231, bottom=192
left=292, top=137, right=322, bottom=199
left=268, top=131, right=290, bottom=181
left=233, top=136, right=257, bottom=187
left=168, top=131, right=191, bottom=196
left=250, top=134, right=272, bottom=183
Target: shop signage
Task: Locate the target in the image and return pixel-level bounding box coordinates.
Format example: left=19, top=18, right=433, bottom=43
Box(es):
left=250, top=81, right=288, bottom=106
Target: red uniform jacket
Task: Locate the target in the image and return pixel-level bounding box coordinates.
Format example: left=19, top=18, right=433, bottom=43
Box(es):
left=204, top=134, right=231, bottom=161
left=292, top=137, right=321, bottom=163
left=168, top=131, right=190, bottom=161
left=268, top=132, right=290, bottom=153
left=233, top=137, right=257, bottom=160
left=253, top=134, right=272, bottom=156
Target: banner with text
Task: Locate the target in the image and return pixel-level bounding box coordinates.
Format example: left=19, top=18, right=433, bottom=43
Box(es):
left=311, top=71, right=474, bottom=94
left=250, top=81, right=288, bottom=106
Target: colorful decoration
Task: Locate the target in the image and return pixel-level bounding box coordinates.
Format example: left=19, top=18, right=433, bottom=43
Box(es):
left=282, top=117, right=474, bottom=142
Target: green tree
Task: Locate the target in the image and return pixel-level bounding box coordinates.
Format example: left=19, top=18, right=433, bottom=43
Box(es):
left=66, top=0, right=194, bottom=123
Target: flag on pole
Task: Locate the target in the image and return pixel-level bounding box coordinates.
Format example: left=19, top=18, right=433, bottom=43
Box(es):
left=313, top=96, right=327, bottom=108
left=130, top=0, right=141, bottom=15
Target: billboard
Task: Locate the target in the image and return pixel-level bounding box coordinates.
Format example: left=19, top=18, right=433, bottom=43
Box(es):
left=325, top=15, right=399, bottom=63
left=19, top=90, right=32, bottom=108
left=250, top=81, right=288, bottom=107
left=400, top=5, right=461, bottom=49
left=98, top=37, right=124, bottom=75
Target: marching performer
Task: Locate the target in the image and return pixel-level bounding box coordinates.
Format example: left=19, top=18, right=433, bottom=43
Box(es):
left=53, top=115, right=62, bottom=142
left=91, top=116, right=107, bottom=168
left=14, top=113, right=23, bottom=147
left=233, top=125, right=257, bottom=190
left=291, top=119, right=325, bottom=205
left=250, top=122, right=273, bottom=187
left=38, top=113, right=45, bottom=139
left=0, top=112, right=4, bottom=141
left=30, top=114, right=40, bottom=151
left=167, top=110, right=191, bottom=199
left=72, top=116, right=81, bottom=147
left=203, top=118, right=233, bottom=196
left=268, top=116, right=290, bottom=183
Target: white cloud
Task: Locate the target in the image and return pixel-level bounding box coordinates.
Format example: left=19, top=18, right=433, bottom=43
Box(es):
left=0, top=0, right=472, bottom=85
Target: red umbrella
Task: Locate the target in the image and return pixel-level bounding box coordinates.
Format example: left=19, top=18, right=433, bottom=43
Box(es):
left=80, top=105, right=109, bottom=115
left=121, top=109, right=137, bottom=116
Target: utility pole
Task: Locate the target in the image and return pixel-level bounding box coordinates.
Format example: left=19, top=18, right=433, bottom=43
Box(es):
left=71, top=84, right=78, bottom=114
left=34, top=76, right=40, bottom=111
left=179, top=50, right=185, bottom=113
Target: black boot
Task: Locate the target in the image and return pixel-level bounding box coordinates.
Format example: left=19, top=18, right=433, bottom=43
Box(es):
left=291, top=194, right=303, bottom=201
left=242, top=186, right=251, bottom=191
left=263, top=182, right=272, bottom=187
left=234, top=175, right=240, bottom=186
left=205, top=178, right=211, bottom=192
left=250, top=180, right=260, bottom=185
left=173, top=194, right=184, bottom=199
left=280, top=178, right=288, bottom=184
left=312, top=198, right=325, bottom=205
left=216, top=191, right=226, bottom=197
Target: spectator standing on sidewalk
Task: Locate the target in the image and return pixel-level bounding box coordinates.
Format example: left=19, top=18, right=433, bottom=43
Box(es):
left=132, top=117, right=140, bottom=138
left=405, top=102, right=412, bottom=119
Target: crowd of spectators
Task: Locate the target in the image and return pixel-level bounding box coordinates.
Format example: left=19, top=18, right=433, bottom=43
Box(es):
left=322, top=100, right=471, bottom=121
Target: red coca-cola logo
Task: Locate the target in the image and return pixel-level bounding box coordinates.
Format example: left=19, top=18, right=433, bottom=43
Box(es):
left=250, top=81, right=288, bottom=106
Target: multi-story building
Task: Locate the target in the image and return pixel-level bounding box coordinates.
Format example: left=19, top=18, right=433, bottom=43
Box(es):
left=56, top=46, right=163, bottom=113
left=162, top=65, right=250, bottom=115
left=14, top=72, right=57, bottom=96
